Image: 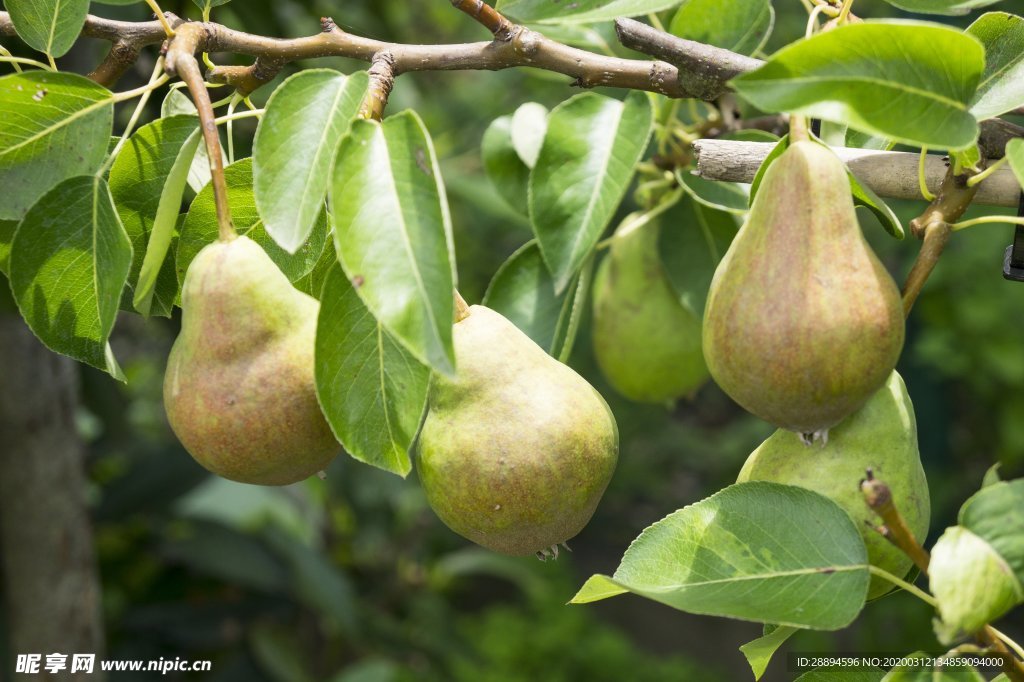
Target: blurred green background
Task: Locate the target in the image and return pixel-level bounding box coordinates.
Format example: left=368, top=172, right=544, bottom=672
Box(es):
left=2, top=0, right=1024, bottom=679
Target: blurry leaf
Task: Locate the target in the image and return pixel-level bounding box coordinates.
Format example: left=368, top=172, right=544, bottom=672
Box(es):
left=482, top=115, right=530, bottom=213
left=9, top=176, right=130, bottom=378
left=531, top=91, right=653, bottom=292
left=749, top=134, right=789, bottom=201
left=331, top=112, right=456, bottom=375
left=846, top=130, right=894, bottom=151
left=161, top=88, right=222, bottom=193
left=982, top=463, right=1003, bottom=488
left=739, top=625, right=798, bottom=681
left=819, top=121, right=847, bottom=148
left=261, top=524, right=357, bottom=636
left=0, top=219, right=15, bottom=275
left=249, top=621, right=315, bottom=682
left=95, top=445, right=209, bottom=522
left=430, top=547, right=550, bottom=602
left=882, top=0, right=1002, bottom=15
left=968, top=13, right=1024, bottom=119
left=482, top=240, right=588, bottom=359
left=659, top=196, right=738, bottom=316
left=162, top=520, right=289, bottom=593
left=496, top=0, right=685, bottom=23
left=959, top=479, right=1024, bottom=583
left=192, top=0, right=233, bottom=9
left=676, top=170, right=749, bottom=214
left=1006, top=138, right=1024, bottom=190
left=314, top=265, right=429, bottom=477
left=721, top=129, right=779, bottom=143
left=5, top=0, right=89, bottom=57
left=108, top=115, right=201, bottom=317
left=254, top=69, right=367, bottom=253
left=732, top=22, right=983, bottom=151
left=333, top=660, right=402, bottom=682
left=178, top=158, right=328, bottom=290
left=571, top=482, right=871, bottom=630
left=0, top=72, right=113, bottom=220
left=669, top=0, right=773, bottom=56
left=510, top=102, right=548, bottom=168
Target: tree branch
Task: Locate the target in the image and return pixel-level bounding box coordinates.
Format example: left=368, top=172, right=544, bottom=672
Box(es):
left=359, top=51, right=396, bottom=122
left=693, top=139, right=1019, bottom=207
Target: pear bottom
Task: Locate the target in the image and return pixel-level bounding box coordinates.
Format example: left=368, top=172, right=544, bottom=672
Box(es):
left=736, top=372, right=929, bottom=599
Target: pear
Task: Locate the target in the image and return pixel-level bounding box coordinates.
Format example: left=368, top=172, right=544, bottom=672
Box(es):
left=703, top=140, right=904, bottom=435
left=592, top=219, right=708, bottom=403
left=164, top=235, right=338, bottom=485
left=417, top=305, right=618, bottom=557
left=737, top=371, right=930, bottom=598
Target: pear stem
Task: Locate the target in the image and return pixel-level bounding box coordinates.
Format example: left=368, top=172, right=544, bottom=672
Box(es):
left=454, top=290, right=471, bottom=322
left=164, top=23, right=236, bottom=242
left=788, top=114, right=810, bottom=142
left=860, top=469, right=1024, bottom=682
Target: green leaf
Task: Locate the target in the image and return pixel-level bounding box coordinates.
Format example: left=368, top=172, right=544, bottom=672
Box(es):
left=982, top=463, right=1003, bottom=488
left=330, top=112, right=456, bottom=375
left=571, top=482, right=871, bottom=630
left=8, top=176, right=131, bottom=378
left=881, top=0, right=1002, bottom=16
left=0, top=219, right=15, bottom=276
left=254, top=69, right=368, bottom=254
left=496, top=0, right=686, bottom=23
left=731, top=22, right=983, bottom=151
left=531, top=91, right=653, bottom=292
left=482, top=240, right=590, bottom=360
left=739, top=625, right=799, bottom=681
left=0, top=71, right=114, bottom=220
left=108, top=115, right=201, bottom=317
left=314, top=265, right=429, bottom=478
left=1007, top=138, right=1024, bottom=190
left=669, top=0, right=773, bottom=56
left=510, top=102, right=548, bottom=168
left=178, top=158, right=328, bottom=290
left=676, top=170, right=748, bottom=215
left=968, top=13, right=1024, bottom=120
left=160, top=88, right=221, bottom=193
left=293, top=232, right=340, bottom=300
left=658, top=196, right=738, bottom=317
left=5, top=0, right=89, bottom=58
left=959, top=479, right=1024, bottom=584
left=749, top=134, right=790, bottom=202
left=482, top=115, right=530, bottom=214
left=191, top=0, right=233, bottom=9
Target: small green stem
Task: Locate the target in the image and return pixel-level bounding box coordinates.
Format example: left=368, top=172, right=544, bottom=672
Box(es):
left=805, top=4, right=829, bottom=37
left=46, top=53, right=57, bottom=70
left=144, top=0, right=175, bottom=37
left=867, top=566, right=937, bottom=606
left=989, top=626, right=1024, bottom=660
left=1, top=55, right=54, bottom=71
left=966, top=156, right=1009, bottom=187
left=201, top=4, right=216, bottom=69
left=97, top=58, right=167, bottom=177
left=951, top=215, right=1024, bottom=231
left=111, top=73, right=171, bottom=104
left=0, top=45, right=22, bottom=72
left=836, top=0, right=856, bottom=23
left=646, top=12, right=665, bottom=32
left=213, top=108, right=263, bottom=125
left=596, top=187, right=684, bottom=250
left=225, top=93, right=242, bottom=164
left=918, top=147, right=936, bottom=201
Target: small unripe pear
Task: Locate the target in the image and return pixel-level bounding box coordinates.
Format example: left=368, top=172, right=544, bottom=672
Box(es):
left=164, top=236, right=339, bottom=485
left=737, top=371, right=929, bottom=598
left=592, top=220, right=707, bottom=403
left=703, top=140, right=904, bottom=435
left=417, top=305, right=618, bottom=556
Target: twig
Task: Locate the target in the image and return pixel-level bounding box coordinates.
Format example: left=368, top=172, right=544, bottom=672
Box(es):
left=614, top=18, right=762, bottom=100
left=164, top=23, right=234, bottom=242
left=358, top=52, right=396, bottom=121
left=901, top=220, right=952, bottom=316
left=450, top=0, right=515, bottom=40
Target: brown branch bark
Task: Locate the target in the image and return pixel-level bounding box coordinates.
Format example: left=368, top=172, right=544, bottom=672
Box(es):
left=0, top=313, right=106, bottom=682
left=359, top=52, right=396, bottom=122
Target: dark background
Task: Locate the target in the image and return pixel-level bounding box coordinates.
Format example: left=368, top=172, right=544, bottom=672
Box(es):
left=1, top=0, right=1023, bottom=679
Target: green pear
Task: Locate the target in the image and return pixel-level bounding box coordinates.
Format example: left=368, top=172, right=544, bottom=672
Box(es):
left=164, top=235, right=338, bottom=485
left=703, top=140, right=904, bottom=436
left=417, top=305, right=619, bottom=557
left=737, top=371, right=930, bottom=598
left=592, top=219, right=708, bottom=404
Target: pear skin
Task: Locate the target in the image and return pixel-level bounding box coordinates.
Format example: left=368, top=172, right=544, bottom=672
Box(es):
left=737, top=371, right=930, bottom=598
left=703, top=140, right=904, bottom=435
left=417, top=305, right=619, bottom=556
left=592, top=220, right=708, bottom=403
left=164, top=236, right=338, bottom=485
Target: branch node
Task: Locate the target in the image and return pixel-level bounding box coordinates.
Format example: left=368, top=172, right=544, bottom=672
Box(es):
left=451, top=0, right=516, bottom=41
left=320, top=16, right=338, bottom=33
left=359, top=51, right=397, bottom=122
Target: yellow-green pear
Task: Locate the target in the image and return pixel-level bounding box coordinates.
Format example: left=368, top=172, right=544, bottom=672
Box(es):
left=417, top=305, right=619, bottom=557
left=703, top=140, right=904, bottom=436
left=164, top=235, right=339, bottom=485
left=592, top=219, right=708, bottom=403
left=737, top=371, right=929, bottom=598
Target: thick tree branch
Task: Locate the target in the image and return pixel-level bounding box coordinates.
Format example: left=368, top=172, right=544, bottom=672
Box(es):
left=693, top=139, right=1019, bottom=207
